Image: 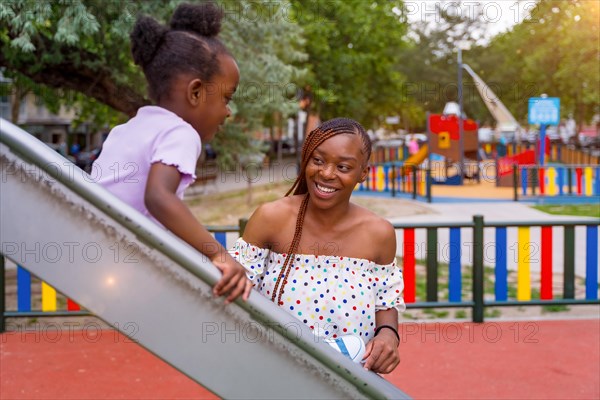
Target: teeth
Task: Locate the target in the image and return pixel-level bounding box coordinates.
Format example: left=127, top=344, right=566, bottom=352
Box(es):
left=316, top=183, right=336, bottom=193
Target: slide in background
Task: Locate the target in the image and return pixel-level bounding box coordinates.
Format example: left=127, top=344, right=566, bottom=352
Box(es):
left=404, top=144, right=428, bottom=167
left=0, top=119, right=409, bottom=400
left=400, top=144, right=428, bottom=176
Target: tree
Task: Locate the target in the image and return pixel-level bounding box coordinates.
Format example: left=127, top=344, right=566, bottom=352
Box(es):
left=288, top=0, right=409, bottom=128
left=0, top=0, right=306, bottom=164
left=397, top=0, right=492, bottom=128
left=477, top=0, right=599, bottom=127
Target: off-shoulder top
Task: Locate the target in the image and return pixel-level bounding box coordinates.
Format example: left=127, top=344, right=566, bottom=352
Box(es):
left=230, top=238, right=405, bottom=340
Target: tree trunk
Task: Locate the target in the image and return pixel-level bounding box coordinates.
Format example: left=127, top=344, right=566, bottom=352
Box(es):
left=0, top=37, right=149, bottom=117
left=10, top=85, right=27, bottom=124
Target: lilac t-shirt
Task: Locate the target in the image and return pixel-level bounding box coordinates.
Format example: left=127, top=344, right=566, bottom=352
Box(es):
left=93, top=106, right=202, bottom=221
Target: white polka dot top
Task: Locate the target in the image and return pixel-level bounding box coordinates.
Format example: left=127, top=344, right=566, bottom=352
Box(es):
left=231, top=238, right=406, bottom=340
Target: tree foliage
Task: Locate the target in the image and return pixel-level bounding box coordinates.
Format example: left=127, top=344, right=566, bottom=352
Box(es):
left=1, top=0, right=597, bottom=146
left=0, top=0, right=306, bottom=164
left=397, top=1, right=492, bottom=129
left=469, top=0, right=599, bottom=127
left=288, top=0, right=409, bottom=127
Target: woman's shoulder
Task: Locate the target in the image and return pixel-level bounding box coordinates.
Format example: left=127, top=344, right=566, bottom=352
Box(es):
left=243, top=195, right=301, bottom=248
left=252, top=195, right=301, bottom=221
left=350, top=203, right=395, bottom=238
left=349, top=203, right=396, bottom=264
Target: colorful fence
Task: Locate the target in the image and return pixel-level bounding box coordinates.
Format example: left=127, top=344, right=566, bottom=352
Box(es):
left=550, top=143, right=600, bottom=165
left=0, top=226, right=241, bottom=329
left=2, top=218, right=598, bottom=326
left=371, top=144, right=407, bottom=164
left=485, top=142, right=599, bottom=165
left=355, top=163, right=430, bottom=200
left=513, top=165, right=600, bottom=199
left=397, top=217, right=599, bottom=321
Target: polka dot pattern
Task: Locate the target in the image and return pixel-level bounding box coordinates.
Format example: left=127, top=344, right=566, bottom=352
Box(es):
left=230, top=238, right=406, bottom=339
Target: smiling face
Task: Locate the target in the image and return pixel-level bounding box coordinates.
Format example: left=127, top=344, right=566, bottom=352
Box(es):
left=186, top=54, right=240, bottom=142
left=305, top=133, right=369, bottom=208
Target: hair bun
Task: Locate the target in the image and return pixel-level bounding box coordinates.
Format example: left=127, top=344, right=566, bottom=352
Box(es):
left=130, top=16, right=169, bottom=67
left=170, top=2, right=224, bottom=37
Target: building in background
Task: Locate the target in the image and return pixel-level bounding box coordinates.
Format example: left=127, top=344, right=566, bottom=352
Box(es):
left=0, top=70, right=101, bottom=159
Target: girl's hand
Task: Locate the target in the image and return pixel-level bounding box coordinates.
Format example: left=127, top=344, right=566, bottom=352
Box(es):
left=211, top=253, right=253, bottom=304
left=362, top=329, right=400, bottom=374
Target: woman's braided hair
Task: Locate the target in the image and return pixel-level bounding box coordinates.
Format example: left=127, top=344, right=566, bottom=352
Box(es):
left=271, top=118, right=372, bottom=304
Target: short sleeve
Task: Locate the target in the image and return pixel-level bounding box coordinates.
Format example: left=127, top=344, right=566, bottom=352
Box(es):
left=372, top=261, right=406, bottom=312
left=151, top=125, right=202, bottom=186
left=229, top=238, right=269, bottom=285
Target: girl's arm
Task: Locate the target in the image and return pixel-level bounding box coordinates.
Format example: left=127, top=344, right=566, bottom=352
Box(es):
left=145, top=163, right=252, bottom=303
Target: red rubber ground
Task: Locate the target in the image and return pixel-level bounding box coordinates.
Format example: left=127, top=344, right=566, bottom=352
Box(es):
left=1, top=319, right=598, bottom=399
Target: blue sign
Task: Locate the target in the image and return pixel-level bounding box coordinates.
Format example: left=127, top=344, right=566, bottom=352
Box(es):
left=528, top=97, right=560, bottom=125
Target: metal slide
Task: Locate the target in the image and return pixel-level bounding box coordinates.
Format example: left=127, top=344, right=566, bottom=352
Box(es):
left=0, top=119, right=409, bottom=400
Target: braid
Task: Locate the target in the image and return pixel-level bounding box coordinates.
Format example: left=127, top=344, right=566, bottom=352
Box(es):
left=271, top=118, right=371, bottom=304
left=271, top=194, right=309, bottom=304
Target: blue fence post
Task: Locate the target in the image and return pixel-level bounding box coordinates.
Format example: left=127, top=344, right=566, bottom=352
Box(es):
left=215, top=232, right=227, bottom=248
left=558, top=167, right=565, bottom=196
left=495, top=227, right=508, bottom=301
left=586, top=225, right=598, bottom=300
left=449, top=228, right=462, bottom=302
left=521, top=167, right=527, bottom=196
left=17, top=265, right=31, bottom=312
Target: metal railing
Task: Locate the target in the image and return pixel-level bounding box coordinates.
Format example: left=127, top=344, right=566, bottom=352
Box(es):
left=357, top=163, right=432, bottom=202
left=511, top=164, right=600, bottom=201
left=1, top=223, right=244, bottom=330
left=395, top=216, right=599, bottom=322
left=4, top=216, right=598, bottom=326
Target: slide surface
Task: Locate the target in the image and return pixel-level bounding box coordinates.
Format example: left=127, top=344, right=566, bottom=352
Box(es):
left=401, top=144, right=428, bottom=176
left=405, top=144, right=428, bottom=166
left=0, top=119, right=409, bottom=400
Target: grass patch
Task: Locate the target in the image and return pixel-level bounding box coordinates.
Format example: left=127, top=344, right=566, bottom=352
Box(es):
left=423, top=309, right=449, bottom=318
left=484, top=308, right=502, bottom=318
left=532, top=203, right=600, bottom=218
left=186, top=181, right=290, bottom=225
left=542, top=304, right=570, bottom=313
left=410, top=258, right=498, bottom=302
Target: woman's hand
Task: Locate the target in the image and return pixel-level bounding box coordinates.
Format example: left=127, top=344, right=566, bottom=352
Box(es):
left=362, top=328, right=400, bottom=374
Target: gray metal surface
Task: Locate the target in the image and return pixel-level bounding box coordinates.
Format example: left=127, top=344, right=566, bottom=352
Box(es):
left=0, top=118, right=410, bottom=400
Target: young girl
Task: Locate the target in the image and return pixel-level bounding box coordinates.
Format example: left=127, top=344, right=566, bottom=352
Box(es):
left=230, top=118, right=405, bottom=373
left=93, top=3, right=252, bottom=303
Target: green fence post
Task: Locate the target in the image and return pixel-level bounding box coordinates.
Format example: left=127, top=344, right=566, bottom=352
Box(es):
left=563, top=225, right=575, bottom=299
left=472, top=215, right=485, bottom=323
left=239, top=218, right=248, bottom=237
left=426, top=228, right=438, bottom=302
left=0, top=254, right=5, bottom=333
left=567, top=167, right=573, bottom=195
left=426, top=168, right=432, bottom=203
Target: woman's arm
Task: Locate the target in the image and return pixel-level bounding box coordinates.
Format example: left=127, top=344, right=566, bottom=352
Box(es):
left=362, top=217, right=401, bottom=373
left=145, top=163, right=252, bottom=303
left=362, top=308, right=400, bottom=373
